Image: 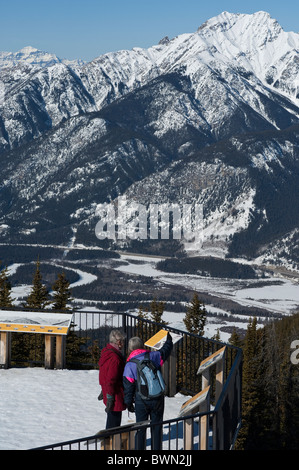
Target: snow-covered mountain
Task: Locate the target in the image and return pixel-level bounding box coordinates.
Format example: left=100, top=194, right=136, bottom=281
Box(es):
left=1, top=11, right=299, bottom=269
left=0, top=46, right=84, bottom=69
left=78, top=10, right=299, bottom=110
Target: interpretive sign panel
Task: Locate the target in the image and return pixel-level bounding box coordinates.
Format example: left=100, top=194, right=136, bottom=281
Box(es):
left=145, top=329, right=182, bottom=349
left=145, top=329, right=182, bottom=397
left=197, top=346, right=226, bottom=374
left=0, top=310, right=73, bottom=335
left=178, top=386, right=210, bottom=417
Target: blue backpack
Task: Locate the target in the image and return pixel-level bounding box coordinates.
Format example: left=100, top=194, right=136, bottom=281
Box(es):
left=130, top=352, right=165, bottom=400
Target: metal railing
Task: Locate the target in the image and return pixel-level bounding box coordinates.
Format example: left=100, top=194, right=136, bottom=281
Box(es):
left=31, top=412, right=213, bottom=450
left=25, top=309, right=242, bottom=450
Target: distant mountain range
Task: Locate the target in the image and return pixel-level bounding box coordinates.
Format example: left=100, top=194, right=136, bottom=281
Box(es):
left=1, top=11, right=299, bottom=269
left=0, top=45, right=84, bottom=68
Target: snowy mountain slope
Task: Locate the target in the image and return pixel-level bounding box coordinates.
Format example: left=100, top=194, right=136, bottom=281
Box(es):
left=121, top=122, right=299, bottom=258
left=1, top=11, right=299, bottom=265
left=78, top=11, right=299, bottom=111
left=0, top=62, right=97, bottom=153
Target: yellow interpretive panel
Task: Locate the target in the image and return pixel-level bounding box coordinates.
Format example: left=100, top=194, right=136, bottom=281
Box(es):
left=145, top=329, right=168, bottom=349
left=145, top=329, right=182, bottom=350
left=0, top=323, right=69, bottom=335
left=0, top=310, right=73, bottom=335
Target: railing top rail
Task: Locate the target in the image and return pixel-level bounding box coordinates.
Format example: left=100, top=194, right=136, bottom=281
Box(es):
left=74, top=308, right=242, bottom=353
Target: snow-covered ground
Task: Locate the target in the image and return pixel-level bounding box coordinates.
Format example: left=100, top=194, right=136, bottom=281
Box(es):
left=0, top=367, right=190, bottom=450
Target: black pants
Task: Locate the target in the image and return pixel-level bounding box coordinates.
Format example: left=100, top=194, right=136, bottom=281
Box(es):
left=135, top=395, right=164, bottom=450
left=106, top=410, right=122, bottom=429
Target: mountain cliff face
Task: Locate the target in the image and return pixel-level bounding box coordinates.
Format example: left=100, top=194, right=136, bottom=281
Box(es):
left=1, top=11, right=299, bottom=268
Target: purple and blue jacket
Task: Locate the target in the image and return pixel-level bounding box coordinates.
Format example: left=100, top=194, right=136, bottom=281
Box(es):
left=123, top=336, right=173, bottom=405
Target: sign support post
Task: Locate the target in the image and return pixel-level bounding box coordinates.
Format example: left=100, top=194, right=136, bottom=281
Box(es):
left=179, top=386, right=210, bottom=450
left=0, top=331, right=11, bottom=369
left=0, top=310, right=73, bottom=369
left=197, top=346, right=227, bottom=449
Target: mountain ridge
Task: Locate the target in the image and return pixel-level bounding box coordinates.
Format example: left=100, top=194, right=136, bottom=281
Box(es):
left=1, top=11, right=299, bottom=270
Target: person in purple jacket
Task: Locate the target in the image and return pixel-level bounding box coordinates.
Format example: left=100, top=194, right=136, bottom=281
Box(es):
left=123, top=333, right=173, bottom=450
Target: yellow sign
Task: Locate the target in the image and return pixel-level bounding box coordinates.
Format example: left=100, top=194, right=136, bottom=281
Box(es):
left=0, top=323, right=69, bottom=335
left=0, top=310, right=73, bottom=336
left=145, top=329, right=183, bottom=350
left=145, top=329, right=168, bottom=349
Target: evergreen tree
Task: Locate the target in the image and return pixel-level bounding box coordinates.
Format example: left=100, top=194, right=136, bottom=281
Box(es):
left=0, top=265, right=13, bottom=308
left=51, top=272, right=72, bottom=310
left=235, top=313, right=299, bottom=450
left=263, top=317, right=299, bottom=448
left=229, top=327, right=243, bottom=348
left=227, top=327, right=243, bottom=377
left=183, top=292, right=206, bottom=336
left=24, top=259, right=50, bottom=309
left=21, top=259, right=50, bottom=363
left=88, top=339, right=100, bottom=366
left=65, top=324, right=90, bottom=366
left=136, top=305, right=149, bottom=340
left=180, top=293, right=207, bottom=392
left=149, top=297, right=168, bottom=334
left=212, top=329, right=221, bottom=341
left=235, top=317, right=263, bottom=450
left=137, top=304, right=149, bottom=321
left=150, top=297, right=166, bottom=323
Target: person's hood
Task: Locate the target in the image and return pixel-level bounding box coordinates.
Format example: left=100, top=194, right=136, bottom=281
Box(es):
left=127, top=349, right=147, bottom=361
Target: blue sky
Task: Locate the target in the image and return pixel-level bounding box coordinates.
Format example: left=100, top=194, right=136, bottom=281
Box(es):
left=1, top=0, right=299, bottom=62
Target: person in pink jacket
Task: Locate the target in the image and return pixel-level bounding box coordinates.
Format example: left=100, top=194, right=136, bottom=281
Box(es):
left=99, top=329, right=126, bottom=429
left=123, top=333, right=173, bottom=449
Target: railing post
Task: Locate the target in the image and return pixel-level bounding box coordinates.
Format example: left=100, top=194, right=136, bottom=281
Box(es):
left=202, top=368, right=210, bottom=390
left=215, top=349, right=225, bottom=402
left=199, top=393, right=210, bottom=450
left=0, top=331, right=11, bottom=369
left=184, top=418, right=193, bottom=450
left=56, top=335, right=66, bottom=369
left=162, top=345, right=177, bottom=397
left=45, top=335, right=55, bottom=369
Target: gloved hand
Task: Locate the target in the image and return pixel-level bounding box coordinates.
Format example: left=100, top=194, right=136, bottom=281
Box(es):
left=127, top=403, right=135, bottom=413
left=105, top=394, right=115, bottom=412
